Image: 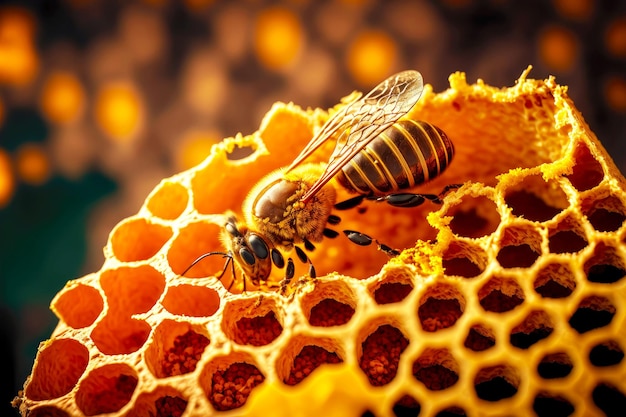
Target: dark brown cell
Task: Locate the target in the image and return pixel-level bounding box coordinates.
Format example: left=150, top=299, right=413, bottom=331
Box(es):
left=234, top=311, right=282, bottom=346
left=155, top=396, right=188, bottom=417
left=209, top=362, right=265, bottom=411
left=373, top=282, right=413, bottom=304
left=308, top=298, right=355, bottom=327
left=464, top=325, right=496, bottom=352
left=284, top=345, right=343, bottom=386
left=161, top=331, right=210, bottom=377
left=359, top=325, right=409, bottom=386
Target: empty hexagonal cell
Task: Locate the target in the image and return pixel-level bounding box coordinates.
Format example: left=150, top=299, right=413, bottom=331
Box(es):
left=199, top=353, right=265, bottom=412
left=548, top=216, right=589, bottom=254
left=582, top=194, right=626, bottom=232
left=284, top=344, right=343, bottom=386
left=589, top=340, right=624, bottom=367
left=418, top=283, right=465, bottom=331
left=509, top=310, right=553, bottom=349
left=26, top=406, right=70, bottom=417
left=90, top=314, right=151, bottom=355
left=478, top=275, right=524, bottom=313
left=301, top=280, right=356, bottom=327
left=222, top=296, right=282, bottom=346
left=592, top=382, right=626, bottom=416
left=391, top=394, right=421, bottom=417
left=496, top=225, right=542, bottom=268
left=412, top=348, right=459, bottom=391
left=533, top=392, right=575, bottom=417
left=504, top=174, right=568, bottom=222
left=161, top=283, right=220, bottom=317
left=369, top=267, right=413, bottom=304
left=110, top=217, right=173, bottom=262
left=145, top=319, right=210, bottom=378
left=51, top=282, right=103, bottom=328
left=126, top=387, right=188, bottom=417
left=474, top=364, right=520, bottom=402
left=435, top=406, right=466, bottom=416
left=145, top=180, right=189, bottom=220
left=99, top=265, right=165, bottom=315
left=447, top=195, right=500, bottom=238
left=566, top=142, right=605, bottom=192
left=441, top=241, right=485, bottom=278
left=584, top=242, right=626, bottom=284
left=537, top=352, right=573, bottom=379
left=568, top=295, right=616, bottom=334
left=75, top=363, right=138, bottom=416
left=533, top=262, right=576, bottom=298
left=25, top=338, right=89, bottom=401
left=358, top=323, right=409, bottom=386
left=463, top=324, right=496, bottom=352
left=167, top=221, right=225, bottom=278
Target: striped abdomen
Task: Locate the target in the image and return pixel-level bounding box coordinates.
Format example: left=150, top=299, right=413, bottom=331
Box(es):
left=337, top=119, right=454, bottom=195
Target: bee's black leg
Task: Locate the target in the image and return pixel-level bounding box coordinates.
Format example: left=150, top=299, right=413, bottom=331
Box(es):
left=367, top=183, right=463, bottom=208
left=343, top=230, right=400, bottom=257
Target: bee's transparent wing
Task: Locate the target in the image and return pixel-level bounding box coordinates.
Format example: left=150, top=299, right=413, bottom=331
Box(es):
left=287, top=70, right=424, bottom=203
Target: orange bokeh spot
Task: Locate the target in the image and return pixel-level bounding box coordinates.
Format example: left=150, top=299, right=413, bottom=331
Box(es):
left=604, top=76, right=626, bottom=113
left=0, top=7, right=39, bottom=86
left=254, top=7, right=303, bottom=71
left=605, top=17, right=626, bottom=58
left=94, top=82, right=143, bottom=143
left=552, top=0, right=594, bottom=21
left=177, top=130, right=220, bottom=171
left=16, top=143, right=51, bottom=186
left=40, top=71, right=85, bottom=125
left=538, top=25, right=579, bottom=72
left=346, top=30, right=398, bottom=87
left=0, top=148, right=14, bottom=207
left=184, top=0, right=215, bottom=12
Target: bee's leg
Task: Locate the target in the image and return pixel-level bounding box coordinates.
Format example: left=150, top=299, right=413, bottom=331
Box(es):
left=367, top=184, right=463, bottom=208
left=334, top=195, right=366, bottom=210
left=279, top=258, right=296, bottom=295
left=343, top=230, right=400, bottom=257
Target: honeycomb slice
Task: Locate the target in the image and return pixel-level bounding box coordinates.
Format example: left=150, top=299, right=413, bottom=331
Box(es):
left=15, top=67, right=626, bottom=417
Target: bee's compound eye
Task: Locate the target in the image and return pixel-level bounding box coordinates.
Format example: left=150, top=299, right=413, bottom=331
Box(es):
left=239, top=248, right=256, bottom=265
left=248, top=235, right=269, bottom=259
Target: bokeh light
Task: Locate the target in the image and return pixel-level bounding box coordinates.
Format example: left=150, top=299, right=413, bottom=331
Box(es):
left=605, top=16, right=626, bottom=58
left=0, top=148, right=14, bottom=207
left=347, top=29, right=398, bottom=86
left=538, top=25, right=579, bottom=73
left=176, top=130, right=220, bottom=171
left=15, top=143, right=51, bottom=186
left=552, top=0, right=595, bottom=21
left=94, top=81, right=144, bottom=143
left=604, top=76, right=626, bottom=113
left=39, top=71, right=86, bottom=125
left=254, top=7, right=303, bottom=71
left=0, top=7, right=39, bottom=86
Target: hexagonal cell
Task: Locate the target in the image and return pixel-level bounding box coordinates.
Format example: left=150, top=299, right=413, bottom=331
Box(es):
left=25, top=338, right=89, bottom=401
left=145, top=319, right=210, bottom=378
left=441, top=240, right=485, bottom=278
left=478, top=275, right=524, bottom=313
left=52, top=283, right=103, bottom=328
left=533, top=262, right=576, bottom=298
left=126, top=387, right=188, bottom=417
left=447, top=195, right=500, bottom=238
left=221, top=296, right=282, bottom=346
left=301, top=280, right=356, bottom=327
left=568, top=295, right=616, bottom=334
left=548, top=215, right=588, bottom=254
left=566, top=142, right=605, bottom=192
left=90, top=314, right=151, bottom=355
left=584, top=242, right=626, bottom=284
left=75, top=363, right=138, bottom=416
left=496, top=224, right=542, bottom=268
left=26, top=406, right=70, bottom=417
left=592, top=382, right=626, bottom=416
left=537, top=352, right=573, bottom=379
left=391, top=394, right=421, bottom=417
left=358, top=323, right=409, bottom=386
left=110, top=217, right=173, bottom=262
left=435, top=406, right=466, bottom=417
left=146, top=180, right=189, bottom=220
left=589, top=340, right=624, bottom=367
left=582, top=194, right=626, bottom=232
left=412, top=348, right=459, bottom=391
left=473, top=364, right=520, bottom=402
left=100, top=265, right=165, bottom=315
left=284, top=344, right=343, bottom=386
left=463, top=324, right=496, bottom=352
left=199, top=353, right=265, bottom=412
left=532, top=392, right=575, bottom=417
left=509, top=310, right=553, bottom=349
left=504, top=174, right=568, bottom=222
left=167, top=221, right=225, bottom=278
left=418, top=283, right=465, bottom=331
left=369, top=267, right=414, bottom=304
left=161, top=284, right=220, bottom=317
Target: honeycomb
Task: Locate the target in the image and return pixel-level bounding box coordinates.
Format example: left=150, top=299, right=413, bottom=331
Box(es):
left=14, top=67, right=626, bottom=417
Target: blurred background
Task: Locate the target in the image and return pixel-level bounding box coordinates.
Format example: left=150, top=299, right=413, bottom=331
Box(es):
left=0, top=0, right=625, bottom=412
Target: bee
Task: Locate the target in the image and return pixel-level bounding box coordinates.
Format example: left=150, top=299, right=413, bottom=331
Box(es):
left=184, top=70, right=457, bottom=292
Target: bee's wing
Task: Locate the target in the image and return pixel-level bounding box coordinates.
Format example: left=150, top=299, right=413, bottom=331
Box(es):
left=289, top=70, right=424, bottom=203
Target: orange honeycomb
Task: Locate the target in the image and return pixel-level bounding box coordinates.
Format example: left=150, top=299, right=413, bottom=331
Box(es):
left=14, top=67, right=626, bottom=417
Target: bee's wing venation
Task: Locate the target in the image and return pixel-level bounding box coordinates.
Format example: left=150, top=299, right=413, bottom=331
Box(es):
left=298, top=70, right=424, bottom=202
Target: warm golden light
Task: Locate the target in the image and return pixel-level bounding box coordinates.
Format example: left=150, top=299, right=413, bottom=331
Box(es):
left=552, top=0, right=594, bottom=21
left=0, top=148, right=14, bottom=207
left=605, top=17, right=626, bottom=58
left=538, top=25, right=579, bottom=72
left=254, top=7, right=303, bottom=70
left=176, top=130, right=220, bottom=171
left=604, top=76, right=626, bottom=113
left=15, top=143, right=51, bottom=185
left=94, top=82, right=143, bottom=143
left=0, top=7, right=38, bottom=86
left=346, top=29, right=397, bottom=86
left=40, top=71, right=85, bottom=125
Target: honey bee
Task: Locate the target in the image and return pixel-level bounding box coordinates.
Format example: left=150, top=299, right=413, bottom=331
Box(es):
left=184, top=70, right=457, bottom=291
